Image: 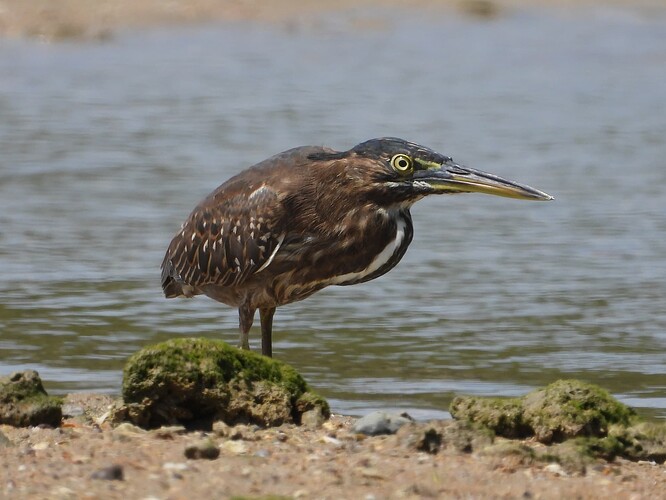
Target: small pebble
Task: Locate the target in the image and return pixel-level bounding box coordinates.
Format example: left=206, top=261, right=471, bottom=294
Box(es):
left=221, top=440, right=248, bottom=455
left=352, top=411, right=413, bottom=436
left=321, top=435, right=343, bottom=447
left=543, top=463, right=567, bottom=477
left=51, top=486, right=76, bottom=497
left=163, top=462, right=189, bottom=471
left=184, top=439, right=220, bottom=460
left=90, top=464, right=124, bottom=481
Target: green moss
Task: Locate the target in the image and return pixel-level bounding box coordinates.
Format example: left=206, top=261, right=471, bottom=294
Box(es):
left=0, top=370, right=63, bottom=427
left=479, top=441, right=537, bottom=462
left=294, top=391, right=331, bottom=419
left=450, top=396, right=530, bottom=439
left=449, top=379, right=666, bottom=466
left=123, top=337, right=307, bottom=402
left=120, top=338, right=328, bottom=429
left=522, top=379, right=636, bottom=443
left=450, top=379, right=636, bottom=445
left=610, top=421, right=666, bottom=462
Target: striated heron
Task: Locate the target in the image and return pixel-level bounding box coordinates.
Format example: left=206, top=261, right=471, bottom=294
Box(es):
left=161, top=138, right=553, bottom=357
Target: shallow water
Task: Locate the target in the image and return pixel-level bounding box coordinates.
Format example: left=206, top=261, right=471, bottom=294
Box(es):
left=1, top=7, right=665, bottom=419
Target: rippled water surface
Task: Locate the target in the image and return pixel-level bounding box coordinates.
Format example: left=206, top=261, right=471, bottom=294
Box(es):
left=1, top=7, right=665, bottom=419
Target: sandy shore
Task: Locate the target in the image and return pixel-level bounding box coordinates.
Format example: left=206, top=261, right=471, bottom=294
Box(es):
left=0, top=393, right=664, bottom=499
left=1, top=0, right=665, bottom=41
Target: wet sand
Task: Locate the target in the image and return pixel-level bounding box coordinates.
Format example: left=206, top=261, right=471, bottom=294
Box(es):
left=1, top=393, right=665, bottom=499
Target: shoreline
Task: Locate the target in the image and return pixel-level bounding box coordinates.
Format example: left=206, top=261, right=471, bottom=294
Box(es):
left=1, top=0, right=665, bottom=41
left=1, top=391, right=665, bottom=499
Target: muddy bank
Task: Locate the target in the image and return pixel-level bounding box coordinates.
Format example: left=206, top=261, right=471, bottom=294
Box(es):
left=1, top=0, right=665, bottom=41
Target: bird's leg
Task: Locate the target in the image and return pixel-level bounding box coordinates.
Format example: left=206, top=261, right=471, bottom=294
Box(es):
left=238, top=305, right=255, bottom=350
left=259, top=307, right=276, bottom=357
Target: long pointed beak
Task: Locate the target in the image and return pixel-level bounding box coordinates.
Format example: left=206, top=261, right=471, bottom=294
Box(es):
left=415, top=161, right=554, bottom=201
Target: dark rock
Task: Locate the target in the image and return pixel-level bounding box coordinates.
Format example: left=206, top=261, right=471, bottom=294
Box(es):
left=184, top=438, right=220, bottom=460
left=90, top=464, right=124, bottom=481
left=116, top=338, right=329, bottom=429
left=352, top=411, right=413, bottom=436
left=0, top=370, right=62, bottom=428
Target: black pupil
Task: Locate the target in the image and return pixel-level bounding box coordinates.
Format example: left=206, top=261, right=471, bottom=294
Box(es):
left=398, top=159, right=407, bottom=168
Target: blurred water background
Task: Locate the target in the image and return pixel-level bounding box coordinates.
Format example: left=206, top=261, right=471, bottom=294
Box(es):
left=1, top=6, right=665, bottom=419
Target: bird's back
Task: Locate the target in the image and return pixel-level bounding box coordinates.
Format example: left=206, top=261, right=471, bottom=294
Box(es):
left=160, top=145, right=337, bottom=303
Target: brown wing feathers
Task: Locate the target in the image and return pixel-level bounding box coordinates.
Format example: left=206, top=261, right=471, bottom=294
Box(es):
left=161, top=186, right=284, bottom=297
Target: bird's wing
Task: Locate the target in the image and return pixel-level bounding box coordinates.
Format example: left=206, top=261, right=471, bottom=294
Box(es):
left=161, top=184, right=286, bottom=290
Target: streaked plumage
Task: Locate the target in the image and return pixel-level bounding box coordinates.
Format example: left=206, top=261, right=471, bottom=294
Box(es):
left=162, top=138, right=552, bottom=356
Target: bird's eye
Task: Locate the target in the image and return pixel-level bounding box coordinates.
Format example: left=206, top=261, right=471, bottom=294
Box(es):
left=390, top=154, right=413, bottom=173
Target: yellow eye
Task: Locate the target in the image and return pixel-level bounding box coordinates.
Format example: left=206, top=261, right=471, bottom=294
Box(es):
left=390, top=154, right=413, bottom=173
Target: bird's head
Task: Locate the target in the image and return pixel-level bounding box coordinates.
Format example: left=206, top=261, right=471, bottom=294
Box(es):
left=314, top=137, right=553, bottom=206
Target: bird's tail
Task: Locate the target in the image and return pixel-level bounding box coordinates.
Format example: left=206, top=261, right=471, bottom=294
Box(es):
left=161, top=254, right=184, bottom=298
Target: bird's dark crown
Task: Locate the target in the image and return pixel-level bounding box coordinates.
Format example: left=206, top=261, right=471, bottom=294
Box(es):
left=350, top=137, right=452, bottom=165
left=308, top=137, right=452, bottom=166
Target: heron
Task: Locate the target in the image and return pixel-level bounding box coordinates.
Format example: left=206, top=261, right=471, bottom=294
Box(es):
left=161, top=137, right=552, bottom=357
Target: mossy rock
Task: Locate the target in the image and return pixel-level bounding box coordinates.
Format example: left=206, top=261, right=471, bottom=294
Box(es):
left=119, top=337, right=330, bottom=429
left=449, top=379, right=666, bottom=465
left=610, top=421, right=666, bottom=462
left=450, top=396, right=530, bottom=439
left=450, top=379, right=636, bottom=444
left=0, top=370, right=63, bottom=427
left=522, top=380, right=636, bottom=443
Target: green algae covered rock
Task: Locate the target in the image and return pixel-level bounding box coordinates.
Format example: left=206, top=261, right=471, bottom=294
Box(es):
left=449, top=379, right=666, bottom=468
left=118, top=337, right=329, bottom=429
left=451, top=379, right=636, bottom=444
left=449, top=396, right=529, bottom=439
left=522, top=379, right=636, bottom=443
left=610, top=421, right=666, bottom=462
left=0, top=370, right=63, bottom=427
left=435, top=379, right=666, bottom=470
